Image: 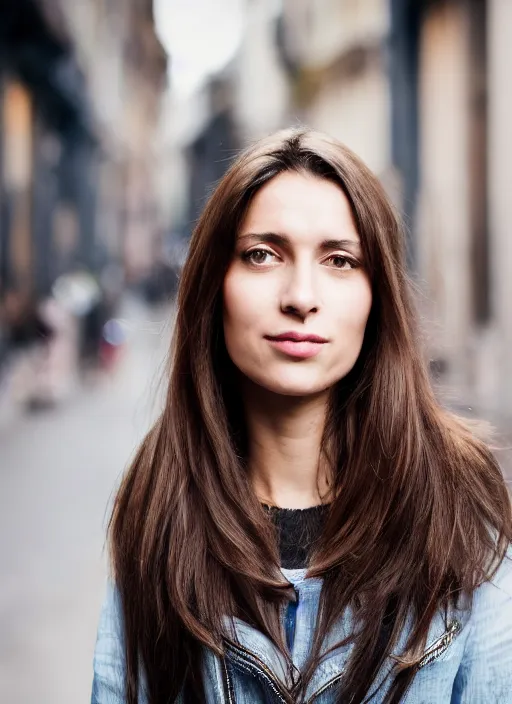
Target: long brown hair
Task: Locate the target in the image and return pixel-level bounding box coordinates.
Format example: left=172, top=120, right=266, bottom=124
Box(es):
left=109, top=128, right=512, bottom=703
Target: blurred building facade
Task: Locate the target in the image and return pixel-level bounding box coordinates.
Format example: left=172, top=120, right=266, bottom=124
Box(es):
left=0, top=0, right=167, bottom=310
left=233, top=0, right=291, bottom=142
left=281, top=0, right=390, bottom=177
left=0, top=0, right=167, bottom=413
left=413, top=0, right=512, bottom=422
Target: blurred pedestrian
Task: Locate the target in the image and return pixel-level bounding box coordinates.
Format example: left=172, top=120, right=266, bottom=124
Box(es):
left=2, top=288, right=57, bottom=410
left=52, top=267, right=105, bottom=378
left=91, top=129, right=512, bottom=703
left=34, top=295, right=78, bottom=405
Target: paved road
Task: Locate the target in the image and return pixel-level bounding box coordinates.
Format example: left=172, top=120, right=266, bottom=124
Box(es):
left=0, top=298, right=172, bottom=704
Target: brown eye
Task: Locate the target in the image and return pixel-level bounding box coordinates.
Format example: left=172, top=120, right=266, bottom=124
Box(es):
left=327, top=255, right=355, bottom=270
left=242, top=248, right=277, bottom=265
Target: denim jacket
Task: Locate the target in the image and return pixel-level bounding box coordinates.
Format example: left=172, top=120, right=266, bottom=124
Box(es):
left=91, top=552, right=512, bottom=703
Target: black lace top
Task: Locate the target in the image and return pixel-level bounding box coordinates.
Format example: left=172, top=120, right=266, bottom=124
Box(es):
left=262, top=503, right=330, bottom=569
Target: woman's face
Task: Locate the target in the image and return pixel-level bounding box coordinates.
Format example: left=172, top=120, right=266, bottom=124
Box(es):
left=222, top=171, right=373, bottom=397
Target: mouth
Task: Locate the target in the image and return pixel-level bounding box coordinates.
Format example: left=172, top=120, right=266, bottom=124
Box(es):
left=264, top=332, right=328, bottom=343
left=264, top=332, right=328, bottom=359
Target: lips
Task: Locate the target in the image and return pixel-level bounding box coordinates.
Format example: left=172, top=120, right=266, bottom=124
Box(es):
left=264, top=332, right=328, bottom=359
left=264, top=332, right=328, bottom=343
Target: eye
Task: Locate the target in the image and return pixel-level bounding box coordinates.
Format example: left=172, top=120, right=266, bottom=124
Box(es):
left=241, top=248, right=278, bottom=266
left=325, top=254, right=356, bottom=270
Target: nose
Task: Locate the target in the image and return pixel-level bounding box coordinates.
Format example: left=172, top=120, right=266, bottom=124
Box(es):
left=279, top=263, right=319, bottom=320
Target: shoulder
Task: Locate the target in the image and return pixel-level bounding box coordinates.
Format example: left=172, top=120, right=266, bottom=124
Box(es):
left=92, top=580, right=127, bottom=697
left=451, top=548, right=512, bottom=699
left=462, top=546, right=512, bottom=655
left=91, top=581, right=158, bottom=704
left=96, top=579, right=124, bottom=636
left=473, top=546, right=512, bottom=606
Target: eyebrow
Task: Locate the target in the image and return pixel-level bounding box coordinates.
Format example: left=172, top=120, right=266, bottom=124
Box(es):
left=238, top=232, right=362, bottom=254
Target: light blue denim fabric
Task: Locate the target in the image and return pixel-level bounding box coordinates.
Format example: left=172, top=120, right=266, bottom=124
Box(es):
left=91, top=551, right=512, bottom=703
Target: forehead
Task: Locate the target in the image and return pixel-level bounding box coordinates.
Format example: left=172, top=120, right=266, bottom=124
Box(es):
left=239, top=170, right=359, bottom=242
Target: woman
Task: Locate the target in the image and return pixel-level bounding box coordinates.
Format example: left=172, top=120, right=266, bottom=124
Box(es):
left=91, top=129, right=512, bottom=703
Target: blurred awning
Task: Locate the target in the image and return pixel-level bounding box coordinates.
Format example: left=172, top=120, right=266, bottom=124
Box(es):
left=0, top=0, right=95, bottom=141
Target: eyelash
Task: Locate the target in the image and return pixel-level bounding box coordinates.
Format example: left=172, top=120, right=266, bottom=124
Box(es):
left=325, top=254, right=356, bottom=270
left=241, top=248, right=357, bottom=270
left=241, top=248, right=277, bottom=266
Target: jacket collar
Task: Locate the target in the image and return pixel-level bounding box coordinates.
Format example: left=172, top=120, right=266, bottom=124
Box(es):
left=221, top=569, right=468, bottom=701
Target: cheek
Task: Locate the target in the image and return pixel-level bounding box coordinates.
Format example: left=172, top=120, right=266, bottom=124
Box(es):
left=325, top=280, right=372, bottom=384
left=353, top=283, right=373, bottom=327
left=223, top=270, right=244, bottom=329
left=333, top=278, right=373, bottom=339
left=222, top=268, right=267, bottom=338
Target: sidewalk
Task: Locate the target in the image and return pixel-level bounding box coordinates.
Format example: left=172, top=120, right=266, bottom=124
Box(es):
left=0, top=295, right=172, bottom=704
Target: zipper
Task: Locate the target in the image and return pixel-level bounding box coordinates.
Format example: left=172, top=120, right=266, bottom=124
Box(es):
left=306, top=671, right=344, bottom=703
left=221, top=654, right=235, bottom=704
left=417, top=619, right=461, bottom=669
left=223, top=638, right=293, bottom=704
left=220, top=587, right=301, bottom=703
left=305, top=619, right=461, bottom=702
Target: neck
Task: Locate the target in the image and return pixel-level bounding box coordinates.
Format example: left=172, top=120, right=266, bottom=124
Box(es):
left=242, top=382, right=333, bottom=509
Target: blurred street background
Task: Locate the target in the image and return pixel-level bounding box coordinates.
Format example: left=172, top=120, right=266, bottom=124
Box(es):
left=0, top=1, right=511, bottom=702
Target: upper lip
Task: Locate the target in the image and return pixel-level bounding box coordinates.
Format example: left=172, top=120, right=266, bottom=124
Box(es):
left=265, top=332, right=328, bottom=343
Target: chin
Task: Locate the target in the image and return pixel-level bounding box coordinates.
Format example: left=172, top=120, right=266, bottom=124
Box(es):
left=252, top=373, right=332, bottom=398
left=272, top=387, right=327, bottom=398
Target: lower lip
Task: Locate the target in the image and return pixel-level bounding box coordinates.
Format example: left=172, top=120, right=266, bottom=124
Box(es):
left=266, top=338, right=326, bottom=359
